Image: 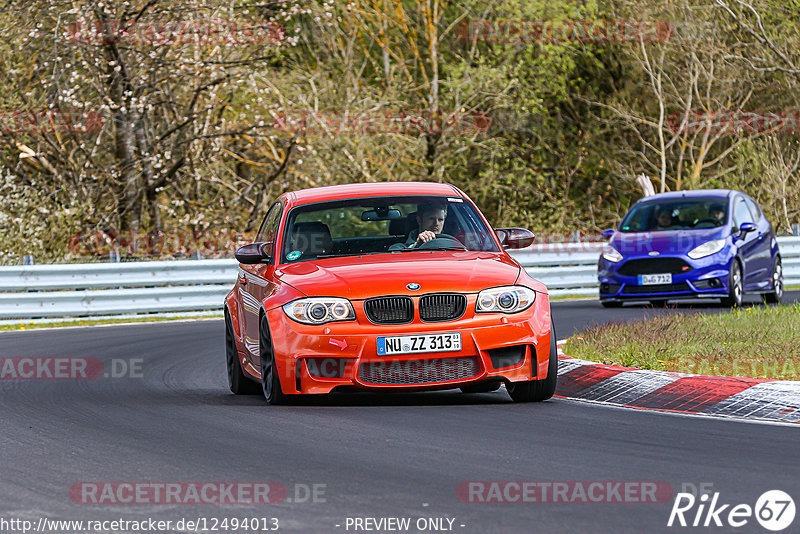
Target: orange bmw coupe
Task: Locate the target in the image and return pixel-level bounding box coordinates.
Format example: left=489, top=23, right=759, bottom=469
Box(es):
left=224, top=182, right=557, bottom=404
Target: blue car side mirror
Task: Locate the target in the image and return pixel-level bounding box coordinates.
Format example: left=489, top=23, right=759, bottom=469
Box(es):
left=739, top=222, right=757, bottom=234
left=601, top=229, right=615, bottom=239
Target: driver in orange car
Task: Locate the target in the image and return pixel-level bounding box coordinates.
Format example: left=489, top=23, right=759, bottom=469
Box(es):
left=404, top=202, right=448, bottom=248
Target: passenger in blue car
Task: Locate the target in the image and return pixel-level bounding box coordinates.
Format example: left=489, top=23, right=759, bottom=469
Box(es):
left=655, top=209, right=676, bottom=230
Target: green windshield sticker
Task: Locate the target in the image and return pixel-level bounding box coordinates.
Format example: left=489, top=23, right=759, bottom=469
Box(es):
left=287, top=251, right=302, bottom=260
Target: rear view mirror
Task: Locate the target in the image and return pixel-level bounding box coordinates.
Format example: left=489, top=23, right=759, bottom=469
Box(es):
left=235, top=243, right=270, bottom=264
left=495, top=228, right=535, bottom=249
left=361, top=208, right=403, bottom=221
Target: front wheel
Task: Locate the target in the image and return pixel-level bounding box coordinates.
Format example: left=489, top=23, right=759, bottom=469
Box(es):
left=721, top=260, right=743, bottom=307
left=225, top=313, right=261, bottom=395
left=507, top=320, right=558, bottom=402
left=260, top=315, right=289, bottom=405
left=763, top=259, right=783, bottom=304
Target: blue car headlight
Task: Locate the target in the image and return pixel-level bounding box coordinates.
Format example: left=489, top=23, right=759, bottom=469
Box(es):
left=283, top=298, right=356, bottom=324
left=602, top=244, right=623, bottom=263
left=688, top=239, right=726, bottom=259
left=476, top=286, right=535, bottom=313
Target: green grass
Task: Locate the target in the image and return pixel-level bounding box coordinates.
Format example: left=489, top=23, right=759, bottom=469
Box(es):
left=563, top=303, right=800, bottom=380
left=0, top=314, right=223, bottom=331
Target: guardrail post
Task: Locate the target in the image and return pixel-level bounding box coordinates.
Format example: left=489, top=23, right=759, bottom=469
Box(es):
left=194, top=250, right=202, bottom=260
left=109, top=250, right=120, bottom=262
left=22, top=255, right=34, bottom=265
left=793, top=223, right=799, bottom=237
left=571, top=230, right=581, bottom=243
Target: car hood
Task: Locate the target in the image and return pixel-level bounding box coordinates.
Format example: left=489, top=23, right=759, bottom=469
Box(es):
left=274, top=251, right=521, bottom=299
left=611, top=227, right=728, bottom=256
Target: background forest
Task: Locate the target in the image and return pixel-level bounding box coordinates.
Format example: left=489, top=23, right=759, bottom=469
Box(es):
left=1, top=0, right=799, bottom=260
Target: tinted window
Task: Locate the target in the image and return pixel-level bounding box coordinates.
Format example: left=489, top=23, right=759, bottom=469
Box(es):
left=256, top=201, right=282, bottom=258
left=744, top=196, right=762, bottom=221
left=619, top=197, right=728, bottom=231
left=733, top=197, right=754, bottom=226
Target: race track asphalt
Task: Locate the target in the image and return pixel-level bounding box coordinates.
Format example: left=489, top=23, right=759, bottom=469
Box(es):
left=0, top=291, right=798, bottom=533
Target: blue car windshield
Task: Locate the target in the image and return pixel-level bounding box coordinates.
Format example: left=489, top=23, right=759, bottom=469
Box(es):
left=619, top=198, right=728, bottom=232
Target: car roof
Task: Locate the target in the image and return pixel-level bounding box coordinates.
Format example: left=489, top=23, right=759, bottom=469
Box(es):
left=635, top=189, right=736, bottom=203
left=283, top=181, right=462, bottom=206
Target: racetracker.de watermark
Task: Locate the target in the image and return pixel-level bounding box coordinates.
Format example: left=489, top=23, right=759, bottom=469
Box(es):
left=66, top=19, right=285, bottom=45
left=67, top=230, right=256, bottom=257
left=270, top=110, right=491, bottom=136
left=0, top=358, right=142, bottom=380
left=457, top=19, right=674, bottom=43
left=69, top=482, right=326, bottom=505
left=0, top=110, right=104, bottom=134
left=457, top=481, right=674, bottom=503
left=667, top=110, right=800, bottom=135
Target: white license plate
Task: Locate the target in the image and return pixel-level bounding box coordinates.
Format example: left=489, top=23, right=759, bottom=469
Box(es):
left=640, top=273, right=672, bottom=285
left=376, top=333, right=462, bottom=355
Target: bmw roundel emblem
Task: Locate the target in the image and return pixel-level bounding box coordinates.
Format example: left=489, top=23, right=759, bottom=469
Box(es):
left=406, top=283, right=421, bottom=291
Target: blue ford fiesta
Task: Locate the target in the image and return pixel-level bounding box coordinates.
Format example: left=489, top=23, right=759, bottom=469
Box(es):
left=598, top=189, right=783, bottom=307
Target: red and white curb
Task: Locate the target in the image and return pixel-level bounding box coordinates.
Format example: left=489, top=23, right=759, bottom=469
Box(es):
left=555, top=340, right=800, bottom=424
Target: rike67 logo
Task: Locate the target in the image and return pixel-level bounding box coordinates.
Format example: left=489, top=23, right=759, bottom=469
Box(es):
left=668, top=489, right=795, bottom=531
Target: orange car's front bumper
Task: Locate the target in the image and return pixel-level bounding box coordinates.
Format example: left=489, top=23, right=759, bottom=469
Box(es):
left=264, top=293, right=552, bottom=395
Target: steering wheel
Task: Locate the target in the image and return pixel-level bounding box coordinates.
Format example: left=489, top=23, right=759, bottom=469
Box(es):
left=693, top=217, right=721, bottom=227
left=416, top=233, right=467, bottom=250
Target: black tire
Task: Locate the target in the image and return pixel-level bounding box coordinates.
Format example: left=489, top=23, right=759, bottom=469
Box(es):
left=600, top=300, right=622, bottom=308
left=225, top=313, right=261, bottom=395
left=721, top=260, right=743, bottom=307
left=460, top=382, right=502, bottom=394
left=763, top=258, right=783, bottom=304
left=507, top=320, right=558, bottom=402
left=259, top=314, right=289, bottom=405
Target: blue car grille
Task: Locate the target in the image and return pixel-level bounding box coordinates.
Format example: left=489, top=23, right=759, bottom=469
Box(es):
left=600, top=283, right=622, bottom=294
left=617, top=258, right=693, bottom=276
left=622, top=282, right=691, bottom=294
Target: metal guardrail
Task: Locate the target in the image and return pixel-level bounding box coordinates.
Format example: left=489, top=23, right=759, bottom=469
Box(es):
left=521, top=237, right=800, bottom=297
left=1, top=238, right=798, bottom=321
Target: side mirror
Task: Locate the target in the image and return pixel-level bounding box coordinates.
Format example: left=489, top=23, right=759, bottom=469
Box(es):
left=739, top=222, right=757, bottom=234
left=601, top=229, right=616, bottom=239
left=235, top=243, right=270, bottom=264
left=495, top=228, right=535, bottom=249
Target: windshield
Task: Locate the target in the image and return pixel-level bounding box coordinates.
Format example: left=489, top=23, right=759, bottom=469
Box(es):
left=619, top=197, right=729, bottom=232
left=280, top=195, right=499, bottom=263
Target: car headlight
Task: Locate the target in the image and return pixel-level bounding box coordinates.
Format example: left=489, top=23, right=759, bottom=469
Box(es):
left=282, top=298, right=356, bottom=324
left=688, top=239, right=725, bottom=259
left=602, top=244, right=623, bottom=263
left=475, top=286, right=535, bottom=314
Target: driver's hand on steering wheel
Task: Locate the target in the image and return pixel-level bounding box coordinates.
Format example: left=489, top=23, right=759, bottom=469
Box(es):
left=413, top=230, right=437, bottom=247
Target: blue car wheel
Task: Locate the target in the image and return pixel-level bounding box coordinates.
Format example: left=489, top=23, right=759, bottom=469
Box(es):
left=763, top=258, right=783, bottom=304
left=721, top=261, right=743, bottom=307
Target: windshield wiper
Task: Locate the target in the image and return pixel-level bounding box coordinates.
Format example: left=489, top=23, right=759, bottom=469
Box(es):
left=397, top=246, right=466, bottom=252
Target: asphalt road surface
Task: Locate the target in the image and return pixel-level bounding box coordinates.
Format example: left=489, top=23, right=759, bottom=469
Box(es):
left=1, top=293, right=798, bottom=534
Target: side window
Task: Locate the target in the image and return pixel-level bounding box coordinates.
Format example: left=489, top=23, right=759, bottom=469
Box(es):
left=733, top=198, right=754, bottom=226
left=256, top=202, right=283, bottom=258
left=744, top=197, right=762, bottom=222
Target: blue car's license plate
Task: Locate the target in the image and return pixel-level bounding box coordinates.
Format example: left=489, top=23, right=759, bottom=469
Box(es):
left=639, top=273, right=672, bottom=285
